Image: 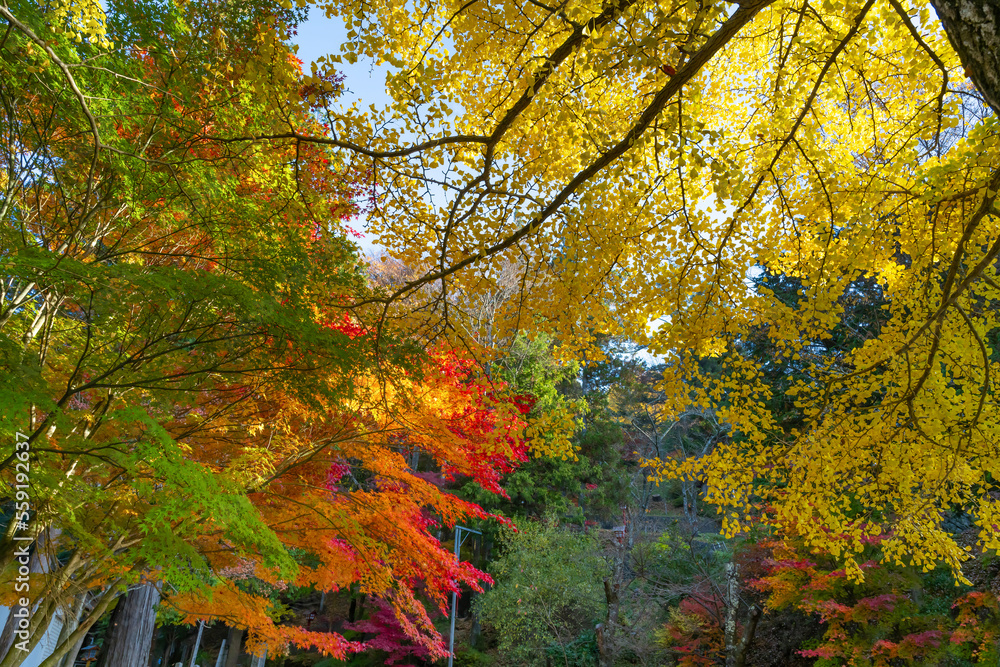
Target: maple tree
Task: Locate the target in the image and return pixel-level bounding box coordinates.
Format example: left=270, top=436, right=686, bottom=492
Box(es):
left=203, top=0, right=1000, bottom=580
left=162, top=344, right=527, bottom=659
left=659, top=595, right=727, bottom=667
left=340, top=598, right=443, bottom=665
left=755, top=536, right=1000, bottom=665
left=0, top=0, right=527, bottom=663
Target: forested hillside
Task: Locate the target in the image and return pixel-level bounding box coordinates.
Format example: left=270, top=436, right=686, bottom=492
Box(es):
left=3, top=0, right=1000, bottom=664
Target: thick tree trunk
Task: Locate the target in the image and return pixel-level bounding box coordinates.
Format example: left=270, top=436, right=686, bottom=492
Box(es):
left=94, top=583, right=160, bottom=667
left=724, top=563, right=739, bottom=667
left=722, top=562, right=761, bottom=667
left=469, top=612, right=482, bottom=651
left=348, top=595, right=358, bottom=622
left=222, top=627, right=243, bottom=667
left=733, top=606, right=761, bottom=667
left=930, top=0, right=1000, bottom=115
left=348, top=593, right=367, bottom=623
left=597, top=578, right=620, bottom=667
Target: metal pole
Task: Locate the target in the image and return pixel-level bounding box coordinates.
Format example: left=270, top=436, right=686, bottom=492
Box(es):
left=189, top=620, right=205, bottom=667
left=448, top=586, right=458, bottom=667
left=447, top=526, right=481, bottom=667
left=448, top=528, right=460, bottom=667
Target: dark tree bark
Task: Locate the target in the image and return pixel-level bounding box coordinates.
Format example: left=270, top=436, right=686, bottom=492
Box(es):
left=930, top=0, right=1000, bottom=115
left=223, top=627, right=244, bottom=667
left=94, top=583, right=160, bottom=667
left=348, top=592, right=367, bottom=623
left=348, top=595, right=358, bottom=623
left=724, top=563, right=739, bottom=667
left=159, top=626, right=178, bottom=667
left=732, top=606, right=761, bottom=667
left=597, top=577, right=620, bottom=667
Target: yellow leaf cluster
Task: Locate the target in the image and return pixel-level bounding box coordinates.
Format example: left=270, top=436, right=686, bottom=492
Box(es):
left=302, top=0, right=1000, bottom=576
left=49, top=0, right=112, bottom=48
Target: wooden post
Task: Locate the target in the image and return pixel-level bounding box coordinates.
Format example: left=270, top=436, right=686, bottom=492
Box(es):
left=189, top=621, right=205, bottom=667
left=214, top=640, right=226, bottom=667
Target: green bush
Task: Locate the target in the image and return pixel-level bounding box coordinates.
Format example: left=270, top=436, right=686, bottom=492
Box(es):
left=474, top=520, right=607, bottom=666
left=453, top=648, right=496, bottom=666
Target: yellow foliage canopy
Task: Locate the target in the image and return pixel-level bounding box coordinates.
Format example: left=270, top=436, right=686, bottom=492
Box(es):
left=275, top=0, right=1000, bottom=577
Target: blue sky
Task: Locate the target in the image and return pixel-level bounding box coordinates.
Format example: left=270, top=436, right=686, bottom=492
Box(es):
left=293, top=12, right=394, bottom=253
left=293, top=12, right=392, bottom=110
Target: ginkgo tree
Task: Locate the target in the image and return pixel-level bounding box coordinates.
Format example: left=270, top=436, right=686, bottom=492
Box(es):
left=238, top=0, right=1000, bottom=579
